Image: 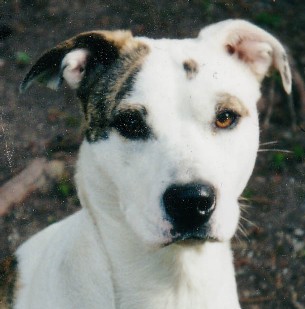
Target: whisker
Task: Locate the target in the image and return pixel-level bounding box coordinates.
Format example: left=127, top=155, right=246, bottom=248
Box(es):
left=234, top=232, right=242, bottom=244
left=258, top=149, right=292, bottom=153
left=239, top=196, right=253, bottom=204
left=240, top=215, right=258, bottom=228
left=239, top=205, right=251, bottom=214
left=237, top=223, right=249, bottom=240
left=259, top=141, right=278, bottom=146
left=239, top=196, right=250, bottom=202
left=239, top=199, right=252, bottom=208
left=239, top=201, right=252, bottom=208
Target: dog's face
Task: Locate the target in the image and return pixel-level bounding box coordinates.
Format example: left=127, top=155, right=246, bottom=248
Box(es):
left=21, top=20, right=291, bottom=247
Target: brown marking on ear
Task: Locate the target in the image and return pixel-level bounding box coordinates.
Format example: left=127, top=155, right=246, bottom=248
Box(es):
left=227, top=40, right=264, bottom=64
left=216, top=93, right=249, bottom=117
left=0, top=255, right=18, bottom=309
left=183, top=59, right=199, bottom=80
left=20, top=30, right=134, bottom=92
left=226, top=44, right=235, bottom=55
left=97, top=30, right=133, bottom=50
left=55, top=30, right=134, bottom=55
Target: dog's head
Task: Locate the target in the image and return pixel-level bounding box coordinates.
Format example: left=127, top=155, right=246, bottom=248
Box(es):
left=21, top=20, right=291, bottom=247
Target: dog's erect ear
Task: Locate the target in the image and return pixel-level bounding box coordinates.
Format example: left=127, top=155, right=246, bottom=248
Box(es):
left=20, top=30, right=133, bottom=92
left=199, top=19, right=292, bottom=94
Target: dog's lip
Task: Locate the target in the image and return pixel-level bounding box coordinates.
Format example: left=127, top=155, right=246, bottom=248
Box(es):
left=175, top=238, right=207, bottom=247
left=161, top=233, right=218, bottom=247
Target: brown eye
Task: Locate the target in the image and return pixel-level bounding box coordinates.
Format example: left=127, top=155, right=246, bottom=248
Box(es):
left=215, top=110, right=239, bottom=129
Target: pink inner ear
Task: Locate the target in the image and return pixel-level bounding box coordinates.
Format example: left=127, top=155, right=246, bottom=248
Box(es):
left=226, top=39, right=273, bottom=80
left=62, top=49, right=89, bottom=89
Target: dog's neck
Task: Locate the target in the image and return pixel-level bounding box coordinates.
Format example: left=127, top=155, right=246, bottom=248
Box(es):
left=75, top=142, right=240, bottom=309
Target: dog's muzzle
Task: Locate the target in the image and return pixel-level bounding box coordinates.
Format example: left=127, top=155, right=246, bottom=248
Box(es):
left=163, top=183, right=216, bottom=241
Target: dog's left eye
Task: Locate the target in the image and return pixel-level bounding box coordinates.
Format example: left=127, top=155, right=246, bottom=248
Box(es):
left=215, top=110, right=240, bottom=129
left=110, top=110, right=151, bottom=140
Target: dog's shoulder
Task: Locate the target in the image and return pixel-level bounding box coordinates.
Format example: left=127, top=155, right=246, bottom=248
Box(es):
left=0, top=255, right=18, bottom=309
left=13, top=210, right=116, bottom=308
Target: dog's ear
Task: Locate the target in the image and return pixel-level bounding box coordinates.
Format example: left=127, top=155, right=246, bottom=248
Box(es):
left=20, top=30, right=133, bottom=92
left=199, top=19, right=292, bottom=94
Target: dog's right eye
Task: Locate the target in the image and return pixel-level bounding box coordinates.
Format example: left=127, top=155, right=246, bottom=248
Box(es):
left=110, top=109, right=151, bottom=140
left=215, top=109, right=240, bottom=129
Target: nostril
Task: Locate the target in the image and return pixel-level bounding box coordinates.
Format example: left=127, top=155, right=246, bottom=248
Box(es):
left=192, top=185, right=216, bottom=215
left=163, top=183, right=216, bottom=228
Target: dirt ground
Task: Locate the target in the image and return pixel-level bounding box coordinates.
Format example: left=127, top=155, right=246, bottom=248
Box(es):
left=0, top=1, right=305, bottom=308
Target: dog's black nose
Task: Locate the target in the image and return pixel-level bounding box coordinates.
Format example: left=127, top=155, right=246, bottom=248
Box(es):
left=163, top=183, right=216, bottom=233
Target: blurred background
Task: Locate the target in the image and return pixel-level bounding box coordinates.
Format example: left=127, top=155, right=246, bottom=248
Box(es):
left=0, top=1, right=305, bottom=308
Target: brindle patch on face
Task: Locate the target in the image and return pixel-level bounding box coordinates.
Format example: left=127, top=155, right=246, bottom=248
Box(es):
left=183, top=59, right=199, bottom=80
left=0, top=255, right=18, bottom=309
left=216, top=93, right=249, bottom=117
left=81, top=41, right=150, bottom=142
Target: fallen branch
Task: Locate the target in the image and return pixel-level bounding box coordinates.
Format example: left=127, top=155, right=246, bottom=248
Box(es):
left=0, top=158, right=65, bottom=216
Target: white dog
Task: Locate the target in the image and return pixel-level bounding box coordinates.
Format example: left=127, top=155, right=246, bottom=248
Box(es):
left=0, top=19, right=291, bottom=309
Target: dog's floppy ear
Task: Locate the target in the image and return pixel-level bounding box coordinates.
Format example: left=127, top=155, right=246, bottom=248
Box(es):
left=199, top=19, right=292, bottom=94
left=20, top=30, right=133, bottom=92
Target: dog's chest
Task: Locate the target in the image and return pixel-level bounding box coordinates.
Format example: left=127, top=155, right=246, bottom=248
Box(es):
left=110, top=243, right=240, bottom=309
left=116, top=278, right=240, bottom=309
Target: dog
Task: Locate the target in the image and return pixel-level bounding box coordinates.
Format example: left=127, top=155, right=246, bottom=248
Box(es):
left=0, top=19, right=291, bottom=309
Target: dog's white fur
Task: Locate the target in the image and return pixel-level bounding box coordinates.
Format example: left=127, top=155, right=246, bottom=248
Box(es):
left=15, top=20, right=291, bottom=309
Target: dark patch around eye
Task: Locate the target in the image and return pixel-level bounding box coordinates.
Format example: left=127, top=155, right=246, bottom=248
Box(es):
left=110, top=109, right=151, bottom=140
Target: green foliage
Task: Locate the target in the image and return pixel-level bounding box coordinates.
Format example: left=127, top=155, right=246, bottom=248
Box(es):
left=275, top=244, right=285, bottom=255
left=268, top=144, right=304, bottom=171
left=199, top=0, right=213, bottom=12
left=242, top=188, right=254, bottom=199
left=56, top=177, right=74, bottom=198
left=271, top=152, right=286, bottom=170
left=65, top=116, right=81, bottom=128
left=293, top=144, right=305, bottom=161
left=15, top=51, right=31, bottom=66
left=47, top=215, right=57, bottom=224
left=254, top=12, right=282, bottom=29
left=270, top=71, right=282, bottom=85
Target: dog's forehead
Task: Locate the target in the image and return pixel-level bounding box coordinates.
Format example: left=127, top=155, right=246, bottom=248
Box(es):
left=130, top=37, right=260, bottom=113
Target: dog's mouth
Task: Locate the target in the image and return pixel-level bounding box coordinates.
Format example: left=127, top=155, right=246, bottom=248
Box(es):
left=162, top=236, right=217, bottom=247
left=162, top=227, right=217, bottom=247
